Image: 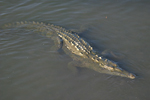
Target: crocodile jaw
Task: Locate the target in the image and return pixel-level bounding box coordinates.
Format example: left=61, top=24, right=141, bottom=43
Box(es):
left=127, top=73, right=136, bottom=79
left=88, top=54, right=136, bottom=79
left=99, top=64, right=136, bottom=79
left=113, top=69, right=136, bottom=79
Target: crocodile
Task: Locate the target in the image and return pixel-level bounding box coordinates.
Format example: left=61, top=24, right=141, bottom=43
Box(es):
left=3, top=21, right=136, bottom=79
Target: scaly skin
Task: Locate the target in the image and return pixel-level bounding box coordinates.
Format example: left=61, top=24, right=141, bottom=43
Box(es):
left=3, top=21, right=136, bottom=79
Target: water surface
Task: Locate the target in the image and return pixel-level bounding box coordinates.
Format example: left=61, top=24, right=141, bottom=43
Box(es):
left=1, top=0, right=150, bottom=100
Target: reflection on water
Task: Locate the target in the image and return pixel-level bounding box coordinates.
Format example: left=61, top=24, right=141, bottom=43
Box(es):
left=1, top=0, right=150, bottom=100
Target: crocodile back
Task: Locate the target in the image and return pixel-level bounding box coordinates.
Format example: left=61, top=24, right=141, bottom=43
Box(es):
left=57, top=30, right=94, bottom=58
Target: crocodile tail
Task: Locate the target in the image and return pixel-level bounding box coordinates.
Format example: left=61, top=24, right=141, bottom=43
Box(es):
left=2, top=21, right=55, bottom=37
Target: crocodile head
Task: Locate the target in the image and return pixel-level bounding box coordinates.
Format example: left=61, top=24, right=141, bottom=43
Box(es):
left=90, top=55, right=136, bottom=79
left=101, top=65, right=135, bottom=79
left=98, top=59, right=136, bottom=79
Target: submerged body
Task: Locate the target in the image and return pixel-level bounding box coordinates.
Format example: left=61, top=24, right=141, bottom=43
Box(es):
left=3, top=21, right=135, bottom=79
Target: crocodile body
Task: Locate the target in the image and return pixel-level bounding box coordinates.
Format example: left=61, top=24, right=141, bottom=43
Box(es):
left=3, top=21, right=135, bottom=79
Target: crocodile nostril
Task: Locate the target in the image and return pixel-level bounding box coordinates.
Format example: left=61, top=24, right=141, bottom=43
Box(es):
left=129, top=73, right=136, bottom=79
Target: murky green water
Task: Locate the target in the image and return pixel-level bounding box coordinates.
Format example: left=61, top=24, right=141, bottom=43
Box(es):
left=1, top=0, right=150, bottom=100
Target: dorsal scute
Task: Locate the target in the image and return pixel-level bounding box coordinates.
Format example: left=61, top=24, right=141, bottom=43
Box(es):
left=57, top=29, right=93, bottom=55
left=4, top=21, right=93, bottom=56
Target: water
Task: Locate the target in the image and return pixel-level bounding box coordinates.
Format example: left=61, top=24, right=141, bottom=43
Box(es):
left=1, top=0, right=150, bottom=100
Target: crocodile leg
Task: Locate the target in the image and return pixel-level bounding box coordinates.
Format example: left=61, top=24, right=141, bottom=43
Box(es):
left=50, top=36, right=64, bottom=53
left=68, top=60, right=83, bottom=73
